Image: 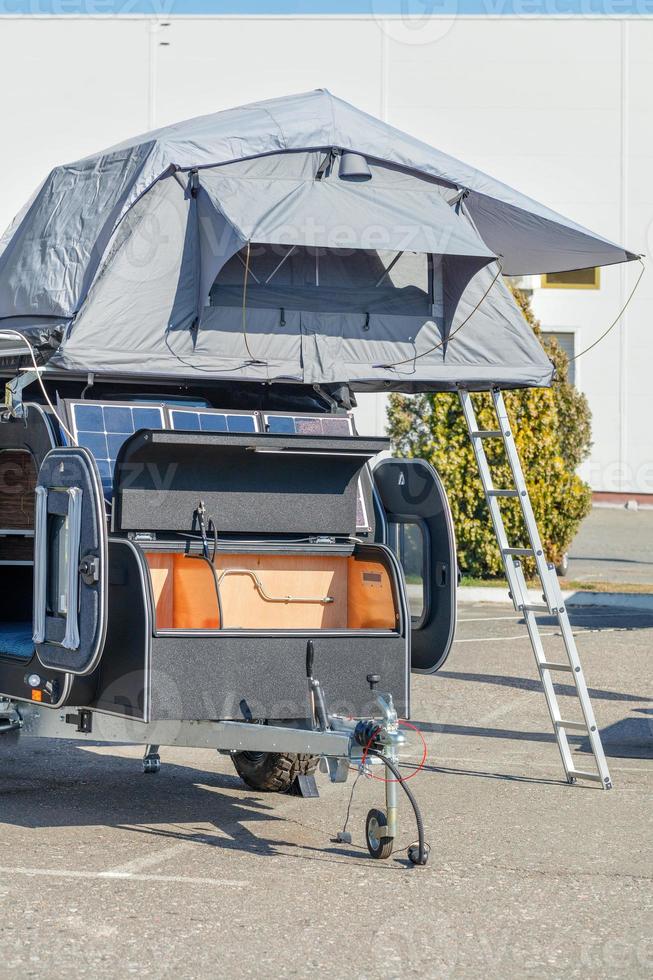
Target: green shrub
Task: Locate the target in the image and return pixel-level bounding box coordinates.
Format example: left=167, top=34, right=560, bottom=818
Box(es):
left=386, top=288, right=593, bottom=579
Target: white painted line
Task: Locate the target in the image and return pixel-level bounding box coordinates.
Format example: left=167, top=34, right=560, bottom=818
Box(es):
left=454, top=633, right=558, bottom=644
left=0, top=866, right=247, bottom=887
left=480, top=691, right=543, bottom=725
left=460, top=586, right=653, bottom=613
left=458, top=616, right=520, bottom=623
left=103, top=840, right=193, bottom=876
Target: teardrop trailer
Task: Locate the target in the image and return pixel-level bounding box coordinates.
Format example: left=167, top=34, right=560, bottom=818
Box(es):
left=0, top=91, right=639, bottom=862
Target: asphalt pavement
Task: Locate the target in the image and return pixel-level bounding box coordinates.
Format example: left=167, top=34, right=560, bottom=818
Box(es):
left=0, top=602, right=651, bottom=979
left=568, top=507, right=653, bottom=586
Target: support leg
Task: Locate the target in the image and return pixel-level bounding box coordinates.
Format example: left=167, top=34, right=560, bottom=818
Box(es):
left=143, top=744, right=161, bottom=774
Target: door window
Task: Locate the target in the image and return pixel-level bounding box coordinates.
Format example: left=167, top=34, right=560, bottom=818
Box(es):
left=388, top=519, right=429, bottom=627
left=46, top=514, right=71, bottom=617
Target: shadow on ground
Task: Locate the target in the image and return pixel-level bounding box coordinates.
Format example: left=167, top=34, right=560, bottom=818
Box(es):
left=0, top=738, right=293, bottom=856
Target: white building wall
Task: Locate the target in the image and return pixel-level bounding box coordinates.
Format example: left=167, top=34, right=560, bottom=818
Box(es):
left=0, top=14, right=651, bottom=493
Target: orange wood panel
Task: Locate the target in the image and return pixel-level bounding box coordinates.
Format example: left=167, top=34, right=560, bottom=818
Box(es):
left=145, top=554, right=174, bottom=629
left=145, top=551, right=397, bottom=632
left=347, top=557, right=397, bottom=629
left=171, top=555, right=221, bottom=629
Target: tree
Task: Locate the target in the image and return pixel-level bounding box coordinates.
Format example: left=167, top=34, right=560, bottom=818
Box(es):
left=386, top=288, right=593, bottom=579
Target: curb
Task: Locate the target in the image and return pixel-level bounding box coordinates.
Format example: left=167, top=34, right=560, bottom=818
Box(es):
left=458, top=585, right=653, bottom=613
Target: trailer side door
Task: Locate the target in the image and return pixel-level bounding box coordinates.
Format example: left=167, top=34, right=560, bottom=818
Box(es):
left=33, top=447, right=108, bottom=675
left=373, top=457, right=457, bottom=673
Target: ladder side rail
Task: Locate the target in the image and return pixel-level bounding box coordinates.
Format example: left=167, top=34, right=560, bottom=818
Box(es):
left=490, top=389, right=556, bottom=606
left=542, top=567, right=613, bottom=788
left=460, top=389, right=612, bottom=789
left=459, top=391, right=522, bottom=610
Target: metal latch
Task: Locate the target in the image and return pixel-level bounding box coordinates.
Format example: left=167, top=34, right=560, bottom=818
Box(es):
left=79, top=554, right=100, bottom=585
left=129, top=532, right=156, bottom=542
left=65, top=710, right=93, bottom=734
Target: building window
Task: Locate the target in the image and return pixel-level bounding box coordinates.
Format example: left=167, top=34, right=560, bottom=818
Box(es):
left=541, top=268, right=600, bottom=290
left=543, top=330, right=576, bottom=385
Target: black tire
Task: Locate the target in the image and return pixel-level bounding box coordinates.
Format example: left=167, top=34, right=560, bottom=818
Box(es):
left=231, top=751, right=319, bottom=793
left=0, top=723, right=20, bottom=744
left=365, top=807, right=394, bottom=860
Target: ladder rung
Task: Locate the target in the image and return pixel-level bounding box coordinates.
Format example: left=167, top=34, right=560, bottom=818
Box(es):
left=470, top=430, right=502, bottom=439
left=520, top=604, right=551, bottom=613
left=556, top=719, right=588, bottom=732
left=487, top=489, right=519, bottom=498
left=538, top=661, right=573, bottom=673
left=567, top=769, right=603, bottom=784
left=503, top=547, right=534, bottom=556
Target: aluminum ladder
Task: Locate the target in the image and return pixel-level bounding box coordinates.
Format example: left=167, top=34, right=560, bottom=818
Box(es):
left=459, top=388, right=612, bottom=789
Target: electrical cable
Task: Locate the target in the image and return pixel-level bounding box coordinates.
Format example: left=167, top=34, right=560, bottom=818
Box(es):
left=0, top=328, right=77, bottom=444
left=338, top=767, right=363, bottom=841
left=241, top=242, right=264, bottom=365
left=565, top=256, right=645, bottom=364
left=367, top=748, right=429, bottom=866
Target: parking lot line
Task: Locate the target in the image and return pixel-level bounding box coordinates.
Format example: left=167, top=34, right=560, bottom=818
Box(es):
left=454, top=633, right=558, bottom=643
left=458, top=615, right=520, bottom=623
left=0, top=865, right=248, bottom=887
left=102, top=840, right=196, bottom=876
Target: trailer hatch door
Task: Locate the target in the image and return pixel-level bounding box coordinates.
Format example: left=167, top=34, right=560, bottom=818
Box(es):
left=373, top=458, right=457, bottom=673
left=33, top=447, right=108, bottom=675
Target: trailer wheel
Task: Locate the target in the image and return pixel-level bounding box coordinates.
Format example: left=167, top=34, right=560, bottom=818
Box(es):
left=365, top=808, right=394, bottom=860
left=0, top=719, right=21, bottom=744
left=231, top=751, right=319, bottom=793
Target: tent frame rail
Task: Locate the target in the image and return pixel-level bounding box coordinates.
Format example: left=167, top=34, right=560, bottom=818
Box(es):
left=460, top=388, right=612, bottom=789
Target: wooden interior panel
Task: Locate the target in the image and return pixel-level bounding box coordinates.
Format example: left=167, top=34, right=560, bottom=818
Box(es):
left=347, top=557, right=397, bottom=629
left=144, top=551, right=397, bottom=631
left=172, top=556, right=221, bottom=629
left=145, top=554, right=174, bottom=629
left=214, top=554, right=348, bottom=630
left=0, top=450, right=36, bottom=530
left=145, top=553, right=220, bottom=629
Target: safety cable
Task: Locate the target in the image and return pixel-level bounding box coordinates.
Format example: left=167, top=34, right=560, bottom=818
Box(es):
left=0, top=328, right=77, bottom=444
left=565, top=256, right=645, bottom=364
left=374, top=260, right=504, bottom=371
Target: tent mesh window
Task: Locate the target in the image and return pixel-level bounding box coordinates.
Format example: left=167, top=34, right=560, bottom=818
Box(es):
left=210, top=246, right=431, bottom=316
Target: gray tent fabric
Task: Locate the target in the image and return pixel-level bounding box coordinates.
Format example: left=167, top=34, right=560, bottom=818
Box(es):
left=0, top=90, right=636, bottom=391
left=58, top=248, right=554, bottom=391
left=65, top=175, right=201, bottom=359
left=198, top=154, right=495, bottom=269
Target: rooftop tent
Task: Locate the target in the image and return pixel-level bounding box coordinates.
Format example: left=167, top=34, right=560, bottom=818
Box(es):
left=55, top=152, right=510, bottom=388
left=0, top=90, right=637, bottom=391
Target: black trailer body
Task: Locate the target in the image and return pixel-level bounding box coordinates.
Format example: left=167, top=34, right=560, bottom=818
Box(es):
left=0, top=401, right=457, bottom=727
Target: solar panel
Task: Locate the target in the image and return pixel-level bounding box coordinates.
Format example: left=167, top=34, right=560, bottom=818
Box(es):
left=67, top=402, right=370, bottom=532
left=68, top=401, right=166, bottom=495
left=265, top=414, right=351, bottom=437
left=263, top=413, right=371, bottom=531
left=167, top=409, right=258, bottom=434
